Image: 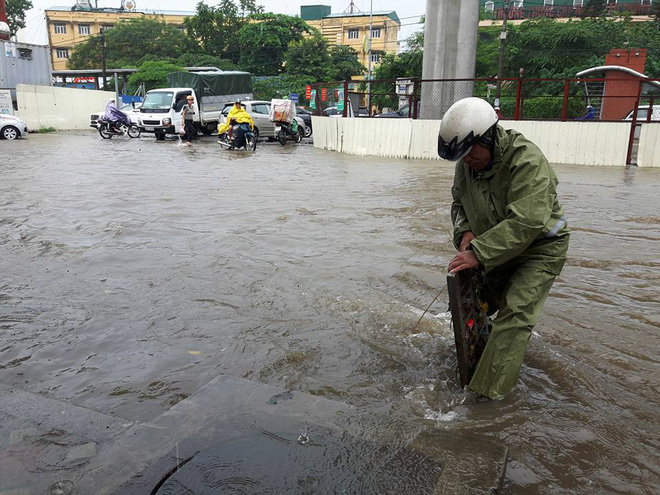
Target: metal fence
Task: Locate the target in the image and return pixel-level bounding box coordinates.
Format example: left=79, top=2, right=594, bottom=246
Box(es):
left=305, top=76, right=659, bottom=165
left=306, top=76, right=660, bottom=123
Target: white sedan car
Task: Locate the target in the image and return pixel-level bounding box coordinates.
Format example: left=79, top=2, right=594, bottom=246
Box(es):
left=0, top=114, right=28, bottom=139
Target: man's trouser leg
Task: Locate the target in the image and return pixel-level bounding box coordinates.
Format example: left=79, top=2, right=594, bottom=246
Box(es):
left=234, top=125, right=245, bottom=147
left=468, top=265, right=557, bottom=399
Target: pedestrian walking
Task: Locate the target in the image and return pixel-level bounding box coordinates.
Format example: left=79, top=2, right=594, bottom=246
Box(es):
left=180, top=95, right=197, bottom=146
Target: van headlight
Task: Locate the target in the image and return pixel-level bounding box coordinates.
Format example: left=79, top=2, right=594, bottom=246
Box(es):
left=163, top=118, right=172, bottom=125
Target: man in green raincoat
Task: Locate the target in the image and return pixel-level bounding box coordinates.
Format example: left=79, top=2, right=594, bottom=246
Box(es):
left=438, top=98, right=570, bottom=400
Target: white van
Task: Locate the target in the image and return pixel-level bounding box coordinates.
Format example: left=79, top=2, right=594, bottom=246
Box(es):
left=137, top=71, right=252, bottom=140
left=624, top=105, right=660, bottom=139
left=624, top=105, right=660, bottom=122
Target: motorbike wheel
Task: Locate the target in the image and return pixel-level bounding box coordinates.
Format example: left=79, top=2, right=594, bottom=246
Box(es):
left=304, top=125, right=312, bottom=138
left=277, top=129, right=287, bottom=146
left=127, top=125, right=141, bottom=138
left=246, top=133, right=257, bottom=151
left=295, top=128, right=303, bottom=143
left=99, top=125, right=113, bottom=139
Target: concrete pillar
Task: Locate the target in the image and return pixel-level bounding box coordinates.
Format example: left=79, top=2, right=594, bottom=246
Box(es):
left=420, top=0, right=480, bottom=119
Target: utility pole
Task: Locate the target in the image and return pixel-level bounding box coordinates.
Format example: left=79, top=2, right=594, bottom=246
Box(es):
left=496, top=0, right=510, bottom=104
left=101, top=29, right=107, bottom=91
left=367, top=0, right=373, bottom=115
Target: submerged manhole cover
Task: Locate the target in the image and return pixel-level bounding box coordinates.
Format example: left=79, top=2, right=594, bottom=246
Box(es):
left=154, top=427, right=442, bottom=494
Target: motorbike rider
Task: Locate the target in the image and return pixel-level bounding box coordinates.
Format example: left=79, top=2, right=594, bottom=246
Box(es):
left=103, top=99, right=131, bottom=133
left=218, top=100, right=254, bottom=149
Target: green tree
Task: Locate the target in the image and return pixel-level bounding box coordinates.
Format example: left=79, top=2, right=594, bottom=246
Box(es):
left=5, top=0, right=33, bottom=36
left=582, top=0, right=607, bottom=18
left=253, top=74, right=315, bottom=101
left=372, top=31, right=423, bottom=80
left=175, top=53, right=238, bottom=71
left=238, top=13, right=311, bottom=75
left=327, top=45, right=366, bottom=80
left=284, top=32, right=331, bottom=80
left=405, top=30, right=424, bottom=52
left=475, top=26, right=500, bottom=78
left=127, top=60, right=185, bottom=91
left=507, top=18, right=660, bottom=79
left=184, top=0, right=262, bottom=63
left=501, top=17, right=660, bottom=118
left=368, top=30, right=423, bottom=108
left=68, top=18, right=192, bottom=69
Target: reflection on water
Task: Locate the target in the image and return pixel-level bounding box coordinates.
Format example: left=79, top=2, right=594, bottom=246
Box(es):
left=1, top=133, right=659, bottom=493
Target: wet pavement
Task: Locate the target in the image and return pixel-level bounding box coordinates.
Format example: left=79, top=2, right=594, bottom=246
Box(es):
left=1, top=132, right=659, bottom=494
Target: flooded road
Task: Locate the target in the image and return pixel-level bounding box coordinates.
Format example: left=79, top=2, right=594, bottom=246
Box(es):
left=1, top=132, right=659, bottom=493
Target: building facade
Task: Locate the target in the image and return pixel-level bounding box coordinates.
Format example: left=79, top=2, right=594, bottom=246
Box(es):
left=300, top=5, right=400, bottom=74
left=46, top=3, right=193, bottom=71
left=1, top=40, right=52, bottom=109
left=480, top=0, right=653, bottom=20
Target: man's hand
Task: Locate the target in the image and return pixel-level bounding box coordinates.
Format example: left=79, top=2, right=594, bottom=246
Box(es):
left=459, top=231, right=476, bottom=252
left=448, top=251, right=480, bottom=274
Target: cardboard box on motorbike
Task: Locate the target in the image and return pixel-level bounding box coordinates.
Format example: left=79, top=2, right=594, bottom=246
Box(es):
left=269, top=99, right=298, bottom=134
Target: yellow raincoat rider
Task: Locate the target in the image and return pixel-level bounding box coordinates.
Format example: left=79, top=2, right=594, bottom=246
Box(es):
left=218, top=101, right=254, bottom=136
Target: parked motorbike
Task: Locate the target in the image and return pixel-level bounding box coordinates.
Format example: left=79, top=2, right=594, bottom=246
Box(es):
left=98, top=118, right=141, bottom=139
left=274, top=121, right=303, bottom=146
left=218, top=123, right=257, bottom=151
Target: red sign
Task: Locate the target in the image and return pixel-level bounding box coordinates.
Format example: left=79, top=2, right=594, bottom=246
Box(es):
left=321, top=88, right=327, bottom=101
left=305, top=85, right=311, bottom=100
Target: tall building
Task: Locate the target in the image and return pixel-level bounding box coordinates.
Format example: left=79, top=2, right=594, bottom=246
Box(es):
left=46, top=1, right=193, bottom=71
left=300, top=4, right=400, bottom=73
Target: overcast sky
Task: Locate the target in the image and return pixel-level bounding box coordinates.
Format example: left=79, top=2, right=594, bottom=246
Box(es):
left=17, top=0, right=426, bottom=49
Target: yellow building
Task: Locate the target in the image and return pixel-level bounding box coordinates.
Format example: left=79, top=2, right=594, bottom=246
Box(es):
left=300, top=5, right=400, bottom=73
left=45, top=3, right=193, bottom=71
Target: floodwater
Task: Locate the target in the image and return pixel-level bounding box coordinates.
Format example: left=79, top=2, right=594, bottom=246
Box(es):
left=1, top=132, right=659, bottom=493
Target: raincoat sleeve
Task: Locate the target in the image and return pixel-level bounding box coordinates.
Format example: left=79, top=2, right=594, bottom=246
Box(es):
left=218, top=108, right=237, bottom=135
left=235, top=109, right=254, bottom=130
left=470, top=144, right=555, bottom=272
left=450, top=163, right=471, bottom=250
left=105, top=104, right=130, bottom=125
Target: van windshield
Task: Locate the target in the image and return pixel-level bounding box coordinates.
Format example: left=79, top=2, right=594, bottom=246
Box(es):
left=141, top=92, right=174, bottom=111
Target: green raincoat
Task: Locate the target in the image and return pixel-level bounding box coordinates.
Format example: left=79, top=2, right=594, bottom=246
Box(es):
left=451, top=125, right=570, bottom=399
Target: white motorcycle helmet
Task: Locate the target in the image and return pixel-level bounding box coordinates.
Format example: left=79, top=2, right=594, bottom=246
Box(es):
left=438, top=97, right=499, bottom=161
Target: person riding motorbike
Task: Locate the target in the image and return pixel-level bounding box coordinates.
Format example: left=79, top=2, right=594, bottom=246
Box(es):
left=103, top=99, right=131, bottom=133
left=218, top=100, right=254, bottom=149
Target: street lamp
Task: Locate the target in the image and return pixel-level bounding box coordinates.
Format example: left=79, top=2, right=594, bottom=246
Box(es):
left=101, top=29, right=107, bottom=90
left=367, top=0, right=373, bottom=115
left=496, top=0, right=511, bottom=102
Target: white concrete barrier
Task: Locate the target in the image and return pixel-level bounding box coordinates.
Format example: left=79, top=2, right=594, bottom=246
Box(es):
left=16, top=84, right=111, bottom=131
left=637, top=124, right=660, bottom=168
left=312, top=117, right=643, bottom=166
left=499, top=121, right=629, bottom=167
